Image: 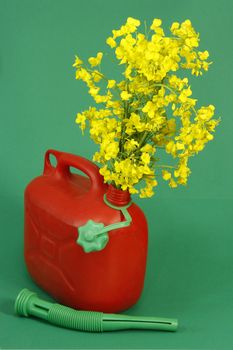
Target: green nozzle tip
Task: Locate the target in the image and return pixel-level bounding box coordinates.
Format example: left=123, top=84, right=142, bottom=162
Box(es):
left=102, top=313, right=178, bottom=332
left=14, top=288, right=37, bottom=317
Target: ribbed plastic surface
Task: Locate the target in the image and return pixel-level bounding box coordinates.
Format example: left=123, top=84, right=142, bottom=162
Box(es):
left=15, top=289, right=178, bottom=333
left=48, top=304, right=103, bottom=332
left=14, top=289, right=36, bottom=317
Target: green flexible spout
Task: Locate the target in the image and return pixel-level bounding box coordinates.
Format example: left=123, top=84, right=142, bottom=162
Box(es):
left=15, top=289, right=178, bottom=332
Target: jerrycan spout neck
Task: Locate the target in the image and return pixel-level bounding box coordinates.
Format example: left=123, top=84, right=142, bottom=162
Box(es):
left=106, top=184, right=131, bottom=207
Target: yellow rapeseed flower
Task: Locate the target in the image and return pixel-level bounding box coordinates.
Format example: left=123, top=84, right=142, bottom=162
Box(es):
left=141, top=153, right=150, bottom=165
left=106, top=37, right=117, bottom=48
left=107, top=80, right=116, bottom=88
left=127, top=17, right=141, bottom=27
left=150, top=18, right=162, bottom=30
left=162, top=170, right=172, bottom=181
left=121, top=91, right=132, bottom=100
left=72, top=55, right=83, bottom=67
left=73, top=17, right=220, bottom=198
left=88, top=52, right=103, bottom=67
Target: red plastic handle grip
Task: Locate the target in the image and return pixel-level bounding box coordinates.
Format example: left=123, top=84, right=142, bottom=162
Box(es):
left=44, top=149, right=63, bottom=175
left=44, top=149, right=104, bottom=193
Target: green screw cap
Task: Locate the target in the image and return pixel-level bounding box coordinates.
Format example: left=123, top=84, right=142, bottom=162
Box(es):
left=77, top=220, right=109, bottom=253
left=15, top=288, right=178, bottom=333
left=77, top=195, right=133, bottom=253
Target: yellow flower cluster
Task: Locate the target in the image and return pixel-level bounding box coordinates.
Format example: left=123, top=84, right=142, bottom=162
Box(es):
left=73, top=17, right=220, bottom=198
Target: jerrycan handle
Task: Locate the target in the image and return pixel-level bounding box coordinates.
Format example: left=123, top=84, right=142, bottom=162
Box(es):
left=51, top=150, right=104, bottom=194
left=44, top=149, right=63, bottom=175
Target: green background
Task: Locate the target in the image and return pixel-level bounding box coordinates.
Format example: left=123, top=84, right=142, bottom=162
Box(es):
left=0, top=0, right=232, bottom=348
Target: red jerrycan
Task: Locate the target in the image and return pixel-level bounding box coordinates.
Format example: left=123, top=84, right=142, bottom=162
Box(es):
left=24, top=150, right=148, bottom=313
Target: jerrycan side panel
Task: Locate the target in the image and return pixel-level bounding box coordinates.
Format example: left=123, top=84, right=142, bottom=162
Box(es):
left=24, top=149, right=107, bottom=303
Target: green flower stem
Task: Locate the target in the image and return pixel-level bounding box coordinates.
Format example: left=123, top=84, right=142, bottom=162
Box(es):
left=127, top=131, right=152, bottom=159
left=156, top=164, right=176, bottom=169
left=84, top=66, right=107, bottom=82
left=153, top=83, right=176, bottom=95
left=119, top=96, right=130, bottom=158
left=191, top=106, right=198, bottom=117
left=144, top=21, right=152, bottom=40
left=138, top=131, right=148, bottom=148
left=109, top=160, right=115, bottom=171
